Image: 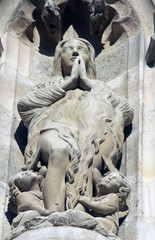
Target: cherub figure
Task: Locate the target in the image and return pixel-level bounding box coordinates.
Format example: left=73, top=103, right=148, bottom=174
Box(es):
left=79, top=169, right=131, bottom=235
left=9, top=170, right=59, bottom=217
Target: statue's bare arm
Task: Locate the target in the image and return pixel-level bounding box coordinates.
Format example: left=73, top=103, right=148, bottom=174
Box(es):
left=79, top=194, right=119, bottom=216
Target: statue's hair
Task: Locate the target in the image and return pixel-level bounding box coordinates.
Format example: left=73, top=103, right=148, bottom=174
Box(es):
left=63, top=80, right=133, bottom=209
left=52, top=38, right=96, bottom=79
left=21, top=81, right=133, bottom=210
left=117, top=174, right=131, bottom=211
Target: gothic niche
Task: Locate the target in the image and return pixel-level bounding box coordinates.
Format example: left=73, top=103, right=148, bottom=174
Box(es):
left=8, top=0, right=138, bottom=54
left=7, top=0, right=139, bottom=240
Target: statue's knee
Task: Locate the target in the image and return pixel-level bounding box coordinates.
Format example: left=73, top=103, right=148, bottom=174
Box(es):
left=48, top=143, right=71, bottom=167
left=51, top=144, right=71, bottom=157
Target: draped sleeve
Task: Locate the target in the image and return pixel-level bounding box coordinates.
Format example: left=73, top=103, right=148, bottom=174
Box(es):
left=17, top=80, right=66, bottom=128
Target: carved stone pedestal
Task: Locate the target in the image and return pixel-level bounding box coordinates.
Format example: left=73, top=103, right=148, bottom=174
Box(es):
left=6, top=210, right=120, bottom=240
left=13, top=226, right=109, bottom=240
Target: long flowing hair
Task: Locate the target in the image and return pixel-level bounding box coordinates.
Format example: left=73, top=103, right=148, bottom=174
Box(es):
left=62, top=87, right=132, bottom=209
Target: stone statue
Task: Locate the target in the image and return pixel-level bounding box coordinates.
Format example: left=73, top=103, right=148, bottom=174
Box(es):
left=79, top=169, right=131, bottom=235
left=41, top=0, right=62, bottom=43
left=10, top=171, right=50, bottom=216
left=9, top=37, right=133, bottom=237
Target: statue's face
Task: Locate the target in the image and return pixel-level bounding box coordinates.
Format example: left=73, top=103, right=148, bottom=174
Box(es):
left=98, top=173, right=122, bottom=195
left=61, top=39, right=90, bottom=76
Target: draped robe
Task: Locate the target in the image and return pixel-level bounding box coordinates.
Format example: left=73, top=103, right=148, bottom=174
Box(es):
left=18, top=77, right=133, bottom=209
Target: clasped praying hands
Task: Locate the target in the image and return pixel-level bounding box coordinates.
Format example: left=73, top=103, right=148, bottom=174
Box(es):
left=60, top=56, right=95, bottom=91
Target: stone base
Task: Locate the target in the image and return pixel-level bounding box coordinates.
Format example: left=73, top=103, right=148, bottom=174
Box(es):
left=14, top=226, right=109, bottom=240
left=5, top=210, right=120, bottom=240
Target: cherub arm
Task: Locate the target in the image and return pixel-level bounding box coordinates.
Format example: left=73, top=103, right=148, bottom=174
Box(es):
left=79, top=194, right=119, bottom=216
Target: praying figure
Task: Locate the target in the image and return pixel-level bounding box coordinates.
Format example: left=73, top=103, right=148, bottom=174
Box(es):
left=15, top=37, right=133, bottom=217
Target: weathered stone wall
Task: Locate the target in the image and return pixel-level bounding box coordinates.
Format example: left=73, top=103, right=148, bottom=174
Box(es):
left=129, top=1, right=155, bottom=239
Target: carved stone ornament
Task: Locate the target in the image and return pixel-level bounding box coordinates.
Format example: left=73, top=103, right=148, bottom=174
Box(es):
left=7, top=0, right=139, bottom=50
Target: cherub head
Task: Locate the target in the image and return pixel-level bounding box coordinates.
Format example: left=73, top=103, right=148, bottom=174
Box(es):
left=93, top=169, right=130, bottom=210
left=13, top=171, right=40, bottom=192
left=97, top=171, right=131, bottom=210
left=52, top=38, right=96, bottom=79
